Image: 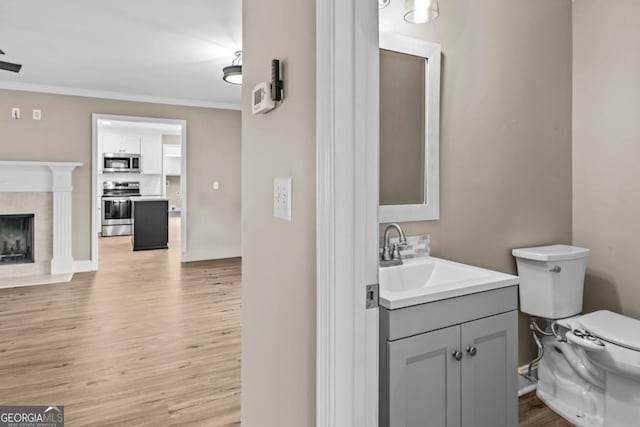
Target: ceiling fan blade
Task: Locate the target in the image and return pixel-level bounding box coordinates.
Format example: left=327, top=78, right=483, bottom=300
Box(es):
left=0, top=61, right=22, bottom=73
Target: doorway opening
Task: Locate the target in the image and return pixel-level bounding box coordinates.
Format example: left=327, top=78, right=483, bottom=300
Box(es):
left=91, top=114, right=187, bottom=270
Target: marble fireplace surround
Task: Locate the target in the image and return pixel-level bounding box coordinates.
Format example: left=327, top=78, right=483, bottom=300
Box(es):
left=0, top=161, right=82, bottom=288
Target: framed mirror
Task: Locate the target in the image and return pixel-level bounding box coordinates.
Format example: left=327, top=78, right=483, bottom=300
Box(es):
left=379, top=32, right=441, bottom=222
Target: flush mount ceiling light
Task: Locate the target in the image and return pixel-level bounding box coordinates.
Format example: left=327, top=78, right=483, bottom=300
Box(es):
left=0, top=48, right=23, bottom=73
left=404, top=0, right=439, bottom=24
left=222, top=50, right=242, bottom=85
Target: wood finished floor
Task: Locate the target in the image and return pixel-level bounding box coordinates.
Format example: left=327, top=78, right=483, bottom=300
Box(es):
left=0, top=218, right=241, bottom=426
left=0, top=219, right=569, bottom=426
left=519, top=392, right=575, bottom=427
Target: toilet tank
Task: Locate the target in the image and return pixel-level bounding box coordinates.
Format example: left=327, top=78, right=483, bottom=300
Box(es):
left=512, top=245, right=589, bottom=319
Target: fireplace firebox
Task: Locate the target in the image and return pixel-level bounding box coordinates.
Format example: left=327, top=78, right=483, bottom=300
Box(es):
left=0, top=214, right=35, bottom=265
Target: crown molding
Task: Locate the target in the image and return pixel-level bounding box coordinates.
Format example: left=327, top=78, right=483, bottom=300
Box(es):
left=0, top=81, right=241, bottom=111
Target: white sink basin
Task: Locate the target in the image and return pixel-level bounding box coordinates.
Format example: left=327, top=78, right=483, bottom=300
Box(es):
left=379, top=256, right=518, bottom=309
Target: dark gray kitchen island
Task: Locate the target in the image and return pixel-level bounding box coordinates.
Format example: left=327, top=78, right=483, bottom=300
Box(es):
left=131, top=197, right=168, bottom=251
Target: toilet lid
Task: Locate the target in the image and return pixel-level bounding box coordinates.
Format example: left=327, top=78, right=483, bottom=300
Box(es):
left=579, top=310, right=640, bottom=352
left=512, top=244, right=589, bottom=262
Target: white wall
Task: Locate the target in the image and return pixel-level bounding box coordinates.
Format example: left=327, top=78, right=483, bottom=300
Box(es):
left=241, top=0, right=316, bottom=425
left=573, top=0, right=640, bottom=318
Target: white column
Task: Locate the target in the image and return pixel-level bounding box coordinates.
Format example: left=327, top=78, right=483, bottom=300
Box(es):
left=49, top=165, right=76, bottom=275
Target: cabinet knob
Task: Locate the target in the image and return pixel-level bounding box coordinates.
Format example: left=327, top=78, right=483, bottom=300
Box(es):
left=452, top=351, right=463, bottom=361
left=466, top=346, right=477, bottom=356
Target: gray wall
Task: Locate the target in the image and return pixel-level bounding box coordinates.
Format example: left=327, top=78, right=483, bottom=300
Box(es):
left=0, top=89, right=241, bottom=262
left=573, top=1, right=640, bottom=318
left=162, top=135, right=182, bottom=212
left=241, top=0, right=316, bottom=426
left=166, top=176, right=181, bottom=211
left=380, top=0, right=574, bottom=364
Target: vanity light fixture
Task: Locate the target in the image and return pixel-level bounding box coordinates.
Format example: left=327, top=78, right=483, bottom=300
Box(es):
left=222, top=50, right=243, bottom=85
left=404, top=0, right=439, bottom=24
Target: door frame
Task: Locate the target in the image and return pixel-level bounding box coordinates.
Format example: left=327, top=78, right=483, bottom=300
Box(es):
left=316, top=0, right=379, bottom=425
left=91, top=114, right=188, bottom=270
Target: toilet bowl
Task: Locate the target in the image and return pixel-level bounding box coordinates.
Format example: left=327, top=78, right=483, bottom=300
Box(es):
left=512, top=245, right=640, bottom=427
left=536, top=334, right=605, bottom=426
left=539, top=311, right=640, bottom=426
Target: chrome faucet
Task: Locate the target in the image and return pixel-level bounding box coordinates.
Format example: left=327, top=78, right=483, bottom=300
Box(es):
left=381, top=223, right=407, bottom=265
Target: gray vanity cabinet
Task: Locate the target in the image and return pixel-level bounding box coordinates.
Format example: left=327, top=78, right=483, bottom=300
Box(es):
left=388, top=325, right=461, bottom=427
left=380, top=286, right=518, bottom=427
left=461, top=311, right=518, bottom=427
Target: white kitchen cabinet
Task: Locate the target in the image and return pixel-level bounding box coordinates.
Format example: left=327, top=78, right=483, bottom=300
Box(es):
left=380, top=287, right=518, bottom=427
left=101, top=133, right=141, bottom=154
left=140, top=134, right=162, bottom=174
left=121, top=135, right=141, bottom=154
left=164, top=156, right=181, bottom=176
left=102, top=133, right=123, bottom=154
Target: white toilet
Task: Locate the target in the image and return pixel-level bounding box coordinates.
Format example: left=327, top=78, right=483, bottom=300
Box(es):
left=513, top=244, right=640, bottom=427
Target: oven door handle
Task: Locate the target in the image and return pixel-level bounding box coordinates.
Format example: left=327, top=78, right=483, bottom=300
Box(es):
left=103, top=198, right=131, bottom=203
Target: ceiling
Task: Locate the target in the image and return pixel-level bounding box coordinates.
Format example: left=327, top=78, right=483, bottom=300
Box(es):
left=0, top=0, right=242, bottom=108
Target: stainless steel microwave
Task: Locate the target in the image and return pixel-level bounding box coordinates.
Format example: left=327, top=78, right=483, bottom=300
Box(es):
left=103, top=153, right=141, bottom=173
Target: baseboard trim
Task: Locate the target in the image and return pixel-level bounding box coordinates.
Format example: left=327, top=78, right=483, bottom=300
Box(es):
left=73, top=260, right=95, bottom=273
left=518, top=364, right=538, bottom=397
left=182, top=253, right=242, bottom=263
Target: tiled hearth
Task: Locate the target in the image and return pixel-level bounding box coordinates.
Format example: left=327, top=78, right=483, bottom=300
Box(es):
left=0, top=161, right=81, bottom=288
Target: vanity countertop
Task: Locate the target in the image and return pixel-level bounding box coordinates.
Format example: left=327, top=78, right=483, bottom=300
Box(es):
left=379, top=256, right=518, bottom=309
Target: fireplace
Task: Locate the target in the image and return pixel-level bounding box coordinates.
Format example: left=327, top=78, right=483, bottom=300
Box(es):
left=0, top=161, right=81, bottom=287
left=0, top=214, right=35, bottom=265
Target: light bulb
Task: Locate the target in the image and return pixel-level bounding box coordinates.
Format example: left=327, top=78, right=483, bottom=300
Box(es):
left=404, top=0, right=439, bottom=24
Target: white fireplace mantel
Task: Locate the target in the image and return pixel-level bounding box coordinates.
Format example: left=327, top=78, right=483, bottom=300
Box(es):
left=0, top=161, right=82, bottom=279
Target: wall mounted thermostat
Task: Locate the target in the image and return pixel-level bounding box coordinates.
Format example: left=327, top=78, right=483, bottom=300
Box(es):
left=252, top=82, right=275, bottom=114
left=251, top=59, right=284, bottom=115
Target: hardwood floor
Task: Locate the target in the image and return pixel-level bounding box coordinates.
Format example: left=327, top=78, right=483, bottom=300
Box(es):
left=519, top=391, right=575, bottom=426
left=0, top=218, right=241, bottom=426
left=0, top=217, right=574, bottom=426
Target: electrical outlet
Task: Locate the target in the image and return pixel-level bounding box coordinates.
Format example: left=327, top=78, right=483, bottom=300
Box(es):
left=273, top=177, right=292, bottom=221
left=213, top=181, right=219, bottom=190
left=32, top=109, right=41, bottom=120
left=11, top=107, right=20, bottom=119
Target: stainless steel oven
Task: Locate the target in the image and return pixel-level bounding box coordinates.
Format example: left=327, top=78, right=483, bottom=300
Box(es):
left=101, top=181, right=140, bottom=236
left=103, top=153, right=141, bottom=173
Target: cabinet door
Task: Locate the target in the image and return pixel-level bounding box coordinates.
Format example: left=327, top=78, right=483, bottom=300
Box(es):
left=164, top=156, right=181, bottom=176
left=461, top=311, right=518, bottom=427
left=140, top=134, right=162, bottom=174
left=121, top=135, right=141, bottom=154
left=102, top=133, right=122, bottom=154
left=388, top=325, right=461, bottom=427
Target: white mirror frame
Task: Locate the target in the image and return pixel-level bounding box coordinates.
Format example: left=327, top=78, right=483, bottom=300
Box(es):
left=379, top=32, right=441, bottom=223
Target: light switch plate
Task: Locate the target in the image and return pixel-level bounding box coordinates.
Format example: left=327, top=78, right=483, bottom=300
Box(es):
left=32, top=109, right=41, bottom=120
left=273, top=177, right=292, bottom=221
left=11, top=107, right=20, bottom=119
